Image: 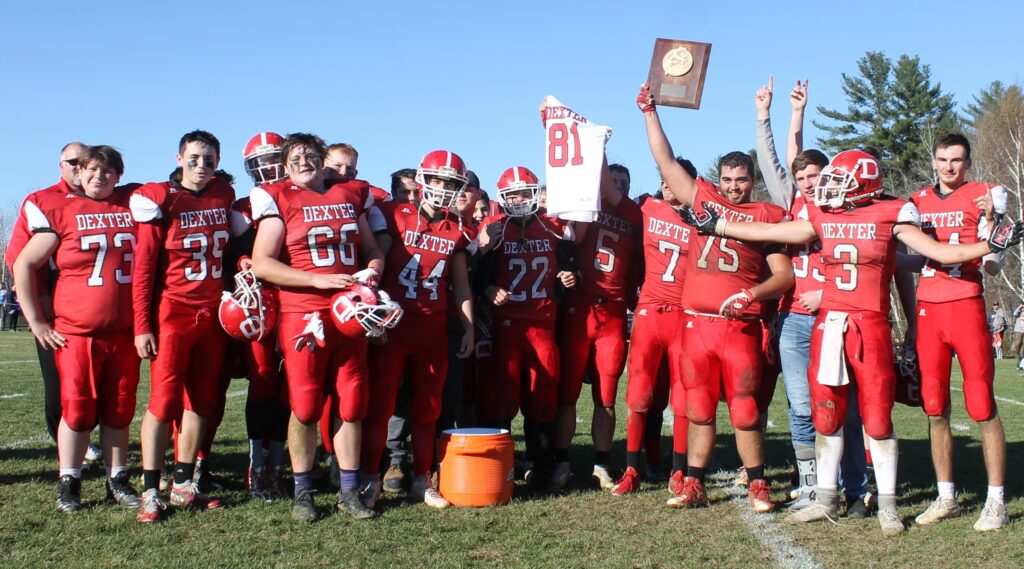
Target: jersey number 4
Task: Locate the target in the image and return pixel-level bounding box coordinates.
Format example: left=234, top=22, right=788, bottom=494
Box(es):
left=398, top=254, right=446, bottom=301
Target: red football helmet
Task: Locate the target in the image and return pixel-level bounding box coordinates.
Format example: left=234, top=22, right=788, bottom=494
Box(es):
left=496, top=166, right=541, bottom=217
left=243, top=132, right=286, bottom=185
left=415, top=150, right=468, bottom=209
left=330, top=283, right=404, bottom=339
left=219, top=268, right=279, bottom=341
left=814, top=150, right=883, bottom=208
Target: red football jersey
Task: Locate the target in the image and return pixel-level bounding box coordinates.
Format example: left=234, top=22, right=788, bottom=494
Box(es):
left=250, top=180, right=373, bottom=312
left=574, top=196, right=643, bottom=301
left=481, top=212, right=573, bottom=321
left=808, top=196, right=919, bottom=314
left=780, top=195, right=827, bottom=315
left=637, top=195, right=690, bottom=308
left=130, top=178, right=235, bottom=333
left=229, top=196, right=254, bottom=238
left=681, top=180, right=789, bottom=317
left=911, top=182, right=1005, bottom=303
left=377, top=202, right=473, bottom=316
left=24, top=189, right=136, bottom=335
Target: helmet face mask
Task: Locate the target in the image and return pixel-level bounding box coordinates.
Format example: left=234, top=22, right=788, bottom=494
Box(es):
left=331, top=285, right=404, bottom=338
left=496, top=166, right=541, bottom=218
left=813, top=150, right=883, bottom=208
left=416, top=150, right=468, bottom=210
left=243, top=132, right=286, bottom=185
left=219, top=269, right=278, bottom=341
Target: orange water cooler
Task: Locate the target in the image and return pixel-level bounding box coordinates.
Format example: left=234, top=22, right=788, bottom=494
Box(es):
left=438, top=428, right=515, bottom=507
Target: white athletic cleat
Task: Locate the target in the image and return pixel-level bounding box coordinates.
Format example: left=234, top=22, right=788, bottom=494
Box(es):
left=878, top=503, right=906, bottom=536
left=787, top=495, right=839, bottom=524
left=411, top=475, right=449, bottom=509
left=974, top=498, right=1009, bottom=532
left=85, top=443, right=102, bottom=463
left=915, top=496, right=961, bottom=525
left=593, top=465, right=615, bottom=490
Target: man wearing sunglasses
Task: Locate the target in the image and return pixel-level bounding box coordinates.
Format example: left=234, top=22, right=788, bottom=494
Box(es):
left=6, top=143, right=86, bottom=447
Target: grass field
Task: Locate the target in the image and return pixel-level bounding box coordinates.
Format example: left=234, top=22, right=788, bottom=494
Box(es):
left=1, top=330, right=1023, bottom=568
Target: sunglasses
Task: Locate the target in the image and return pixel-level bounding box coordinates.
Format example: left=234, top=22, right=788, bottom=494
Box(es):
left=61, top=158, right=79, bottom=167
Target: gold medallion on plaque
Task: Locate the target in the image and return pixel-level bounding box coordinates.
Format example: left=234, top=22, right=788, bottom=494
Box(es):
left=662, top=46, right=693, bottom=77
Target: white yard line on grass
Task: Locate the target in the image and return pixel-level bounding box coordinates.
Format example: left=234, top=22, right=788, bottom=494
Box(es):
left=710, top=471, right=824, bottom=569
left=0, top=393, right=27, bottom=399
left=952, top=423, right=970, bottom=432
left=1, top=388, right=250, bottom=450
left=951, top=386, right=1024, bottom=407
left=0, top=360, right=39, bottom=365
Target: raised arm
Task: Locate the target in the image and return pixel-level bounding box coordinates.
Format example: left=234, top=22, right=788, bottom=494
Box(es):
left=754, top=75, right=795, bottom=210
left=638, top=84, right=698, bottom=207
left=787, top=79, right=808, bottom=169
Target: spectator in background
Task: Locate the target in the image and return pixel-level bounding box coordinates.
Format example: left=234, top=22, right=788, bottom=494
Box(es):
left=0, top=285, right=9, bottom=330
left=1013, top=304, right=1024, bottom=371
left=4, top=289, right=20, bottom=332
left=989, top=301, right=1008, bottom=359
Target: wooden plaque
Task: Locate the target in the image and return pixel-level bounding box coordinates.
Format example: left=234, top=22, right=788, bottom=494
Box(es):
left=646, top=38, right=711, bottom=109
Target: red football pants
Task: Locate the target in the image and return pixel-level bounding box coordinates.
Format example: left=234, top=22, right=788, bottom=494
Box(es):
left=679, top=314, right=762, bottom=431
left=916, top=297, right=996, bottom=421
left=56, top=330, right=140, bottom=431
left=278, top=310, right=368, bottom=425
left=362, top=311, right=448, bottom=476
left=808, top=309, right=895, bottom=439
left=147, top=298, right=227, bottom=422
left=478, top=318, right=559, bottom=424
left=557, top=296, right=628, bottom=408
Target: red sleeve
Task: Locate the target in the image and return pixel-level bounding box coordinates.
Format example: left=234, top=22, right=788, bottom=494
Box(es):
left=132, top=221, right=164, bottom=335
left=5, top=205, right=30, bottom=269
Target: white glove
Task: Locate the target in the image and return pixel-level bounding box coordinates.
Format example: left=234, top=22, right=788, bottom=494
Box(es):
left=352, top=267, right=380, bottom=289
left=719, top=289, right=755, bottom=319
left=292, top=312, right=326, bottom=352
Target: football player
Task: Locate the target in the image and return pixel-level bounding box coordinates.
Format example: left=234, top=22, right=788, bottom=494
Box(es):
left=612, top=161, right=693, bottom=497
left=909, top=133, right=1010, bottom=531
left=754, top=77, right=872, bottom=516
left=639, top=85, right=794, bottom=513
left=14, top=145, right=141, bottom=513
left=131, top=130, right=235, bottom=522
left=679, top=149, right=1022, bottom=535
left=549, top=155, right=642, bottom=491
left=220, top=132, right=290, bottom=501
left=250, top=133, right=384, bottom=521
left=360, top=150, right=476, bottom=510
left=475, top=166, right=577, bottom=482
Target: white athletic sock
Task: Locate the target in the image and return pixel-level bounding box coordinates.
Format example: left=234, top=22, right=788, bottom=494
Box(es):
left=867, top=433, right=898, bottom=496
left=987, top=485, right=1005, bottom=504
left=59, top=468, right=82, bottom=479
left=937, top=481, right=956, bottom=500
left=815, top=432, right=843, bottom=491
left=108, top=465, right=126, bottom=479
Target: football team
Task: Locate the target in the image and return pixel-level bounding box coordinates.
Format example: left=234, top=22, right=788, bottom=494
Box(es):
left=6, top=83, right=1020, bottom=534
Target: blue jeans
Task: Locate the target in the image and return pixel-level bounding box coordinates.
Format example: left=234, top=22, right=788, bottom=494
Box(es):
left=778, top=311, right=868, bottom=498
left=779, top=312, right=816, bottom=447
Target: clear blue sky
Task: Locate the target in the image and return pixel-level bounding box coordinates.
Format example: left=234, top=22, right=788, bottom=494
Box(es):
left=1, top=0, right=1021, bottom=210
